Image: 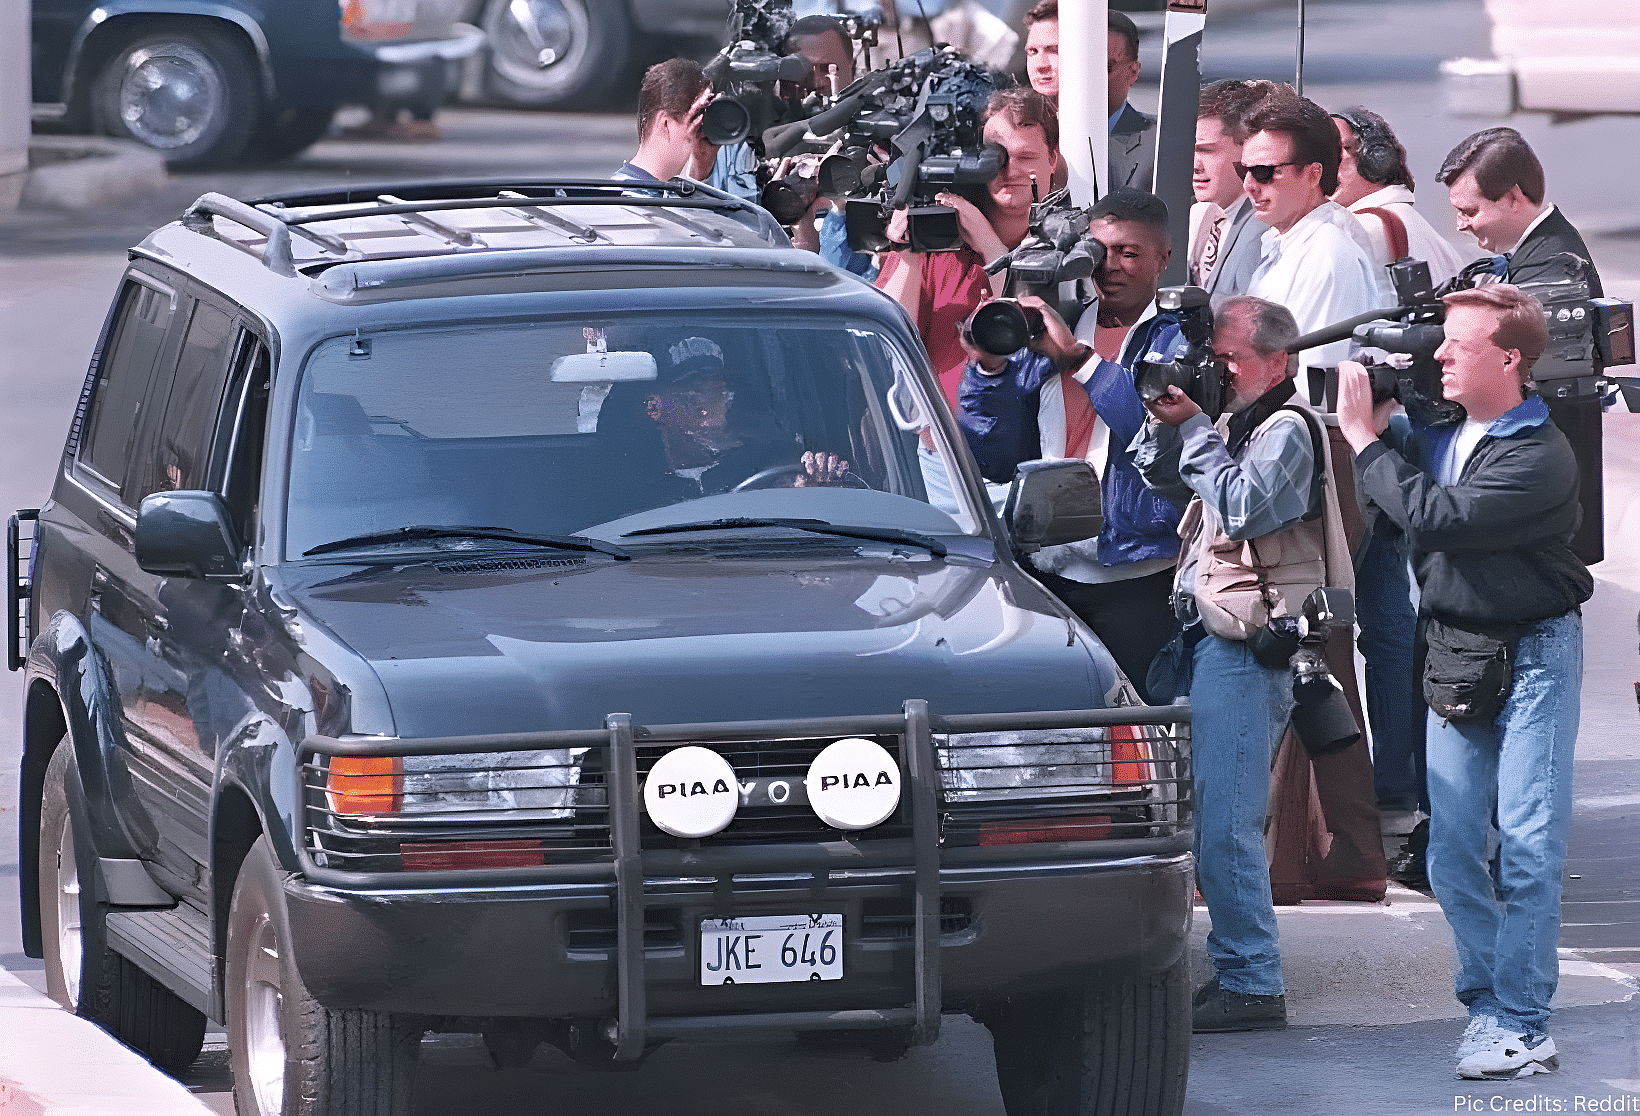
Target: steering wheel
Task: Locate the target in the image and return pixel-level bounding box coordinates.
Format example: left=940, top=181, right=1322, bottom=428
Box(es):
left=730, top=463, right=871, bottom=492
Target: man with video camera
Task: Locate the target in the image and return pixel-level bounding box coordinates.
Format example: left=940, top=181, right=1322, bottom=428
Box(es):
left=1337, top=285, right=1592, bottom=1080
left=876, top=87, right=1059, bottom=409
left=956, top=189, right=1190, bottom=699
left=1133, top=295, right=1354, bottom=1033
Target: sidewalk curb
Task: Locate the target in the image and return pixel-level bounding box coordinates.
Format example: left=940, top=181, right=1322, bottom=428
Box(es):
left=0, top=968, right=212, bottom=1114
left=21, top=135, right=167, bottom=212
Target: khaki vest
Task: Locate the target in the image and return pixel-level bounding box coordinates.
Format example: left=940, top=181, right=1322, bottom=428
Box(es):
left=1179, top=404, right=1355, bottom=642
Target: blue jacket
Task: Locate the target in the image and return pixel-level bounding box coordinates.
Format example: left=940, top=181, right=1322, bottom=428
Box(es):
left=958, top=315, right=1189, bottom=567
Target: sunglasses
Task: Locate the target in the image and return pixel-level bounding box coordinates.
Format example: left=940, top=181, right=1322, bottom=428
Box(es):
left=1234, top=161, right=1302, bottom=184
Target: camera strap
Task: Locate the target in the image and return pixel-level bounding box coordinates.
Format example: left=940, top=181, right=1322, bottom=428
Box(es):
left=1355, top=206, right=1409, bottom=262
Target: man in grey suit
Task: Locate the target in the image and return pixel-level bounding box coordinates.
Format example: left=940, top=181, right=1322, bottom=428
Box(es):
left=1107, top=11, right=1155, bottom=193
left=1190, top=79, right=1279, bottom=307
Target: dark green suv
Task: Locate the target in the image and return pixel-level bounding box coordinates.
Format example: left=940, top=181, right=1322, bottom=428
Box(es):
left=10, top=178, right=1193, bottom=1116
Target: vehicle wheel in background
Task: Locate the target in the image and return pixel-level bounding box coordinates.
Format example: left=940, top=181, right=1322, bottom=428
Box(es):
left=983, top=957, right=1190, bottom=1116
left=228, top=836, right=420, bottom=1116
left=479, top=0, right=632, bottom=109
left=90, top=21, right=262, bottom=169
left=243, top=105, right=338, bottom=165
left=37, top=737, right=207, bottom=1075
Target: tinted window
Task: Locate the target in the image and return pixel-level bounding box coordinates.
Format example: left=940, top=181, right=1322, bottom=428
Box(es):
left=217, top=338, right=271, bottom=548
left=133, top=299, right=235, bottom=502
left=80, top=279, right=174, bottom=491
left=285, top=313, right=974, bottom=559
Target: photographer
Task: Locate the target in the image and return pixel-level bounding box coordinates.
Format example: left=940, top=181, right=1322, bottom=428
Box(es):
left=1132, top=295, right=1353, bottom=1033
left=957, top=190, right=1189, bottom=698
left=876, top=88, right=1059, bottom=408
left=1337, top=285, right=1592, bottom=1079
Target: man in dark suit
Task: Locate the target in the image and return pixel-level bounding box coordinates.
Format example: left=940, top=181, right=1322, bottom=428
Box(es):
left=1107, top=10, right=1155, bottom=192
left=1437, top=128, right=1603, bottom=294
left=1438, top=126, right=1612, bottom=561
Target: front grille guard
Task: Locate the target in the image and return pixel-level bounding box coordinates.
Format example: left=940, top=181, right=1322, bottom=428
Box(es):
left=296, top=701, right=1192, bottom=1058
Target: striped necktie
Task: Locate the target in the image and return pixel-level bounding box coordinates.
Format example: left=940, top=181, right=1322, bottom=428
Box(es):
left=1194, top=212, right=1226, bottom=287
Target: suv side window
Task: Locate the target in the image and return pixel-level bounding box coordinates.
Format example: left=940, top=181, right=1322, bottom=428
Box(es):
left=213, top=335, right=272, bottom=548
left=78, top=277, right=177, bottom=494
left=131, top=297, right=236, bottom=503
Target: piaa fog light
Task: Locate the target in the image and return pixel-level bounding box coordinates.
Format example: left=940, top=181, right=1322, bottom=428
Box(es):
left=643, top=746, right=738, bottom=838
left=805, top=737, right=901, bottom=830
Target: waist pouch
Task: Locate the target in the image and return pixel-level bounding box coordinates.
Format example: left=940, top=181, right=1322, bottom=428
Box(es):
left=1420, top=616, right=1527, bottom=722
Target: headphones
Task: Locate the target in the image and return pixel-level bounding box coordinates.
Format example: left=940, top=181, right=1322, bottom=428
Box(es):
left=1334, top=108, right=1399, bottom=185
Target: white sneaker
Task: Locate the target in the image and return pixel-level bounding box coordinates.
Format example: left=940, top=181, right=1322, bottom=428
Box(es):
left=1456, top=1014, right=1505, bottom=1058
left=1456, top=1030, right=1559, bottom=1079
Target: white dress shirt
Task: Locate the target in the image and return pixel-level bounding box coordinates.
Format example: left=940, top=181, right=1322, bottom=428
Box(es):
left=1247, top=199, right=1389, bottom=371
left=1346, top=184, right=1476, bottom=286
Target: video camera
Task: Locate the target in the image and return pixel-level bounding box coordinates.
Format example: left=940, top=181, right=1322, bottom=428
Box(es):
left=1134, top=285, right=1227, bottom=422
left=961, top=190, right=1109, bottom=356
left=784, top=44, right=1005, bottom=254
left=699, top=0, right=813, bottom=149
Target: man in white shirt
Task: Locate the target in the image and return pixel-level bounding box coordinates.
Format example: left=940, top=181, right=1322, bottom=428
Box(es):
left=1330, top=107, right=1475, bottom=286
left=1239, top=92, right=1388, bottom=391
left=1190, top=79, right=1283, bottom=308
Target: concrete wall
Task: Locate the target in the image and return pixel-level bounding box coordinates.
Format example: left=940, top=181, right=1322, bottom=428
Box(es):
left=0, top=0, right=28, bottom=212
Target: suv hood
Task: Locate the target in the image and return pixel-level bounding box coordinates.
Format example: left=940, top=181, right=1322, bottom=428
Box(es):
left=283, top=549, right=1117, bottom=736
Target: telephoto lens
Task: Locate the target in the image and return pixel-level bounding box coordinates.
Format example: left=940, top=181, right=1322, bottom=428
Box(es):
left=964, top=300, right=1045, bottom=357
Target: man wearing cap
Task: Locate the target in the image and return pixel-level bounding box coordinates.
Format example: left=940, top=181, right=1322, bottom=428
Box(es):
left=956, top=189, right=1187, bottom=697
left=617, top=337, right=850, bottom=507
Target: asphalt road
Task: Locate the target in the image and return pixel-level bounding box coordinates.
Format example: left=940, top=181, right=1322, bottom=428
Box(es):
left=0, top=0, right=1635, bottom=1112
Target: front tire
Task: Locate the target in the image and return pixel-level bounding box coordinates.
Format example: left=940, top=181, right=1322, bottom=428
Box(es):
left=984, top=958, right=1190, bottom=1116
left=478, top=0, right=631, bottom=109
left=243, top=105, right=337, bottom=165
left=90, top=21, right=262, bottom=168
left=37, top=737, right=206, bottom=1074
left=227, top=837, right=420, bottom=1116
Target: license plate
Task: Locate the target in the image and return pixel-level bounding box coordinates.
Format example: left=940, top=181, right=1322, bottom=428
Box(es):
left=699, top=914, right=843, bottom=986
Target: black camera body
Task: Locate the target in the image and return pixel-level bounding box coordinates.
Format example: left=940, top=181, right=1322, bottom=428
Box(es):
left=1247, top=587, right=1361, bottom=757
left=1134, top=285, right=1226, bottom=421
left=700, top=0, right=811, bottom=149
left=803, top=45, right=1006, bottom=254
left=960, top=192, right=1111, bottom=355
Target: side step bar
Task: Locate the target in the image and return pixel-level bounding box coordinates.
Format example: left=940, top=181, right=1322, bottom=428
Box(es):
left=106, top=904, right=214, bottom=1018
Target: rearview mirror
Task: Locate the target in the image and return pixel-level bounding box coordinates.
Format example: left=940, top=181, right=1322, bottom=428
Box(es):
left=1004, top=459, right=1103, bottom=552
left=135, top=491, right=243, bottom=580
left=549, top=351, right=657, bottom=383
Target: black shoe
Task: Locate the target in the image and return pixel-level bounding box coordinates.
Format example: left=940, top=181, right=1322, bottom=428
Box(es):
left=1390, top=818, right=1434, bottom=896
left=1192, top=976, right=1288, bottom=1033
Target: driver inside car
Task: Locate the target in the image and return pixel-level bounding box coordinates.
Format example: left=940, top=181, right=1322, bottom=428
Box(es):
left=632, top=336, right=853, bottom=499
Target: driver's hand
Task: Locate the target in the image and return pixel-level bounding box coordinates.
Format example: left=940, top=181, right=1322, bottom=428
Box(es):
left=795, top=451, right=851, bottom=487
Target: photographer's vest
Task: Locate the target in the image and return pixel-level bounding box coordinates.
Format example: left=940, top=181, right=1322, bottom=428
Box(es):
left=1179, top=385, right=1354, bottom=642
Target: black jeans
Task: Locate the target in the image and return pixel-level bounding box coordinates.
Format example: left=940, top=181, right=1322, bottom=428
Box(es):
left=1034, top=566, right=1177, bottom=704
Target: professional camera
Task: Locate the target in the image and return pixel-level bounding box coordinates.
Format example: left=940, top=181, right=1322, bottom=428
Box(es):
left=960, top=191, right=1110, bottom=354
left=1134, top=285, right=1226, bottom=422
left=699, top=0, right=813, bottom=148
left=788, top=44, right=1006, bottom=254
left=1247, top=587, right=1361, bottom=758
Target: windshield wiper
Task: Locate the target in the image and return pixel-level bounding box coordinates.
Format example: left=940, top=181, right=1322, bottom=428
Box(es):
left=303, top=524, right=631, bottom=560
left=622, top=517, right=947, bottom=558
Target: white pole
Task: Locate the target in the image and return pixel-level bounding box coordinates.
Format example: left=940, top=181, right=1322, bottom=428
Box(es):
left=0, top=0, right=29, bottom=213
left=1058, top=0, right=1110, bottom=206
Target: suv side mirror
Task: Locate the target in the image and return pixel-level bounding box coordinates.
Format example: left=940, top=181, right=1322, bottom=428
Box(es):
left=1004, top=459, right=1103, bottom=553
left=135, top=491, right=244, bottom=580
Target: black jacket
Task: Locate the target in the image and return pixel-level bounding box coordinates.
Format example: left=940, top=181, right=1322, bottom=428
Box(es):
left=1508, top=206, right=1604, bottom=295
left=1355, top=395, right=1593, bottom=625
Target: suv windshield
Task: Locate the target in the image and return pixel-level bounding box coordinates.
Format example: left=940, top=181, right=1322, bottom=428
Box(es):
left=285, top=313, right=978, bottom=560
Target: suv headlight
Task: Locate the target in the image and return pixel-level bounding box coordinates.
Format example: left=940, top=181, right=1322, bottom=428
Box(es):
left=935, top=724, right=1158, bottom=804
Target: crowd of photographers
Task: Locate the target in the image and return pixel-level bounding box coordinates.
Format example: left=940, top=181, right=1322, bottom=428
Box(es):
left=618, top=2, right=1612, bottom=1082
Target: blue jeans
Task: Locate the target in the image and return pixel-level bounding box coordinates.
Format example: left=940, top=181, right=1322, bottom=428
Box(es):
left=1357, top=521, right=1426, bottom=812
left=1425, top=610, right=1582, bottom=1036
left=1192, top=633, right=1294, bottom=996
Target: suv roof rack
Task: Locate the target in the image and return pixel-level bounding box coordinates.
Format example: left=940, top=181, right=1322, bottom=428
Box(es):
left=175, top=178, right=781, bottom=277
